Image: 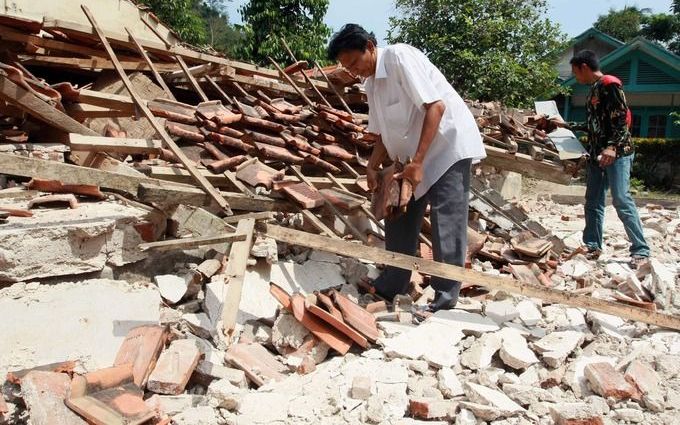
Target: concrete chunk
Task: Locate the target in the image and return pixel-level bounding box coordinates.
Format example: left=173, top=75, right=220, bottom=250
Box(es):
left=549, top=402, right=604, bottom=425
left=182, top=312, right=213, bottom=340
left=584, top=362, right=636, bottom=400
left=498, top=328, right=539, bottom=370
left=460, top=333, right=502, bottom=370
left=408, top=398, right=456, bottom=420
left=382, top=321, right=463, bottom=368
left=484, top=300, right=519, bottom=324
left=155, top=274, right=188, bottom=304
left=533, top=330, right=584, bottom=368
left=351, top=376, right=371, bottom=400
left=206, top=378, right=244, bottom=410
left=516, top=299, right=542, bottom=326
left=429, top=310, right=500, bottom=336
left=147, top=339, right=201, bottom=395
left=437, top=367, right=464, bottom=398
left=464, top=382, right=525, bottom=418
left=21, top=371, right=86, bottom=425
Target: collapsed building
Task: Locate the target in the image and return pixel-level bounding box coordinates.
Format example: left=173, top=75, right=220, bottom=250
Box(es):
left=0, top=1, right=679, bottom=424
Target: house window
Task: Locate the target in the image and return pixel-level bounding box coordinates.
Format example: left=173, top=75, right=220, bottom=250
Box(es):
left=647, top=115, right=667, bottom=138
left=631, top=115, right=641, bottom=137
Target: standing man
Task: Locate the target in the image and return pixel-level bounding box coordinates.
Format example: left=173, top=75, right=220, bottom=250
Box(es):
left=568, top=50, right=650, bottom=267
left=327, top=24, right=486, bottom=311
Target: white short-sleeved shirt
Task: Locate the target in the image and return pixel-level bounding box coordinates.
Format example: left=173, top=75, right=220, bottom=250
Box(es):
left=364, top=44, right=486, bottom=199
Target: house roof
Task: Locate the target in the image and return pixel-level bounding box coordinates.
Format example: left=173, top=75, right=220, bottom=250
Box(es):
left=570, top=27, right=625, bottom=50
left=562, top=36, right=680, bottom=88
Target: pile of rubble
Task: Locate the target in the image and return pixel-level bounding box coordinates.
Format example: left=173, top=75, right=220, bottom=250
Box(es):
left=1, top=1, right=679, bottom=424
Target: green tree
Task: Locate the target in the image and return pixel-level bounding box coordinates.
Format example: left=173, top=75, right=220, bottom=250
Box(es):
left=140, top=0, right=208, bottom=45
left=236, top=0, right=331, bottom=66
left=594, top=5, right=680, bottom=54
left=387, top=0, right=566, bottom=107
left=594, top=6, right=650, bottom=42
left=197, top=0, right=244, bottom=55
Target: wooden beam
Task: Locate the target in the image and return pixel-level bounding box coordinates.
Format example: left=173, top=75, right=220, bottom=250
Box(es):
left=136, top=182, right=296, bottom=212
left=268, top=57, right=314, bottom=108
left=19, top=55, right=180, bottom=72
left=176, top=55, right=209, bottom=102
left=482, top=145, right=571, bottom=185
left=222, top=219, right=256, bottom=335
left=81, top=5, right=232, bottom=215
left=280, top=38, right=332, bottom=108
left=223, top=211, right=276, bottom=224
left=125, top=28, right=176, bottom=100
left=0, top=75, right=99, bottom=137
left=263, top=224, right=680, bottom=331
left=138, top=232, right=247, bottom=251
left=65, top=103, right=133, bottom=120
left=69, top=133, right=162, bottom=154
left=77, top=89, right=135, bottom=113
left=313, top=61, right=353, bottom=115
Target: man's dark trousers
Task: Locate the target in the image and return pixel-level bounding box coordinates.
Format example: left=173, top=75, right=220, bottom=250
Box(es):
left=372, top=158, right=472, bottom=308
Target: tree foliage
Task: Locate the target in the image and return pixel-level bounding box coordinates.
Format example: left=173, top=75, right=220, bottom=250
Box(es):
left=236, top=0, right=331, bottom=66
left=387, top=0, right=566, bottom=107
left=594, top=5, right=680, bottom=54
left=140, top=0, right=242, bottom=55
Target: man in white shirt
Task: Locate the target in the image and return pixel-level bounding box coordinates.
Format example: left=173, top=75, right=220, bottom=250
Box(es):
left=328, top=24, right=486, bottom=312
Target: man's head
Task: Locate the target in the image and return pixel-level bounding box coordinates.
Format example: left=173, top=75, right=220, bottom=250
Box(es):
left=570, top=50, right=601, bottom=84
left=327, top=24, right=378, bottom=78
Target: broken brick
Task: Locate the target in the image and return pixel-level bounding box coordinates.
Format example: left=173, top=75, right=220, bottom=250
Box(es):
left=147, top=339, right=201, bottom=395
left=114, top=325, right=168, bottom=387
left=584, top=362, right=636, bottom=400
left=21, top=371, right=86, bottom=425
left=27, top=193, right=79, bottom=209
left=280, top=182, right=326, bottom=209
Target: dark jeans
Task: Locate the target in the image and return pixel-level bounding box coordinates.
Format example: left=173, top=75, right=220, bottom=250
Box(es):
left=583, top=155, right=650, bottom=257
left=372, top=158, right=471, bottom=307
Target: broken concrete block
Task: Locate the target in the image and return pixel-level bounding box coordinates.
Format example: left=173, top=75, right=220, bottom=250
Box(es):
left=20, top=371, right=86, bottom=425
left=464, top=382, right=525, bottom=418
left=197, top=259, right=222, bottom=278
left=155, top=274, right=189, bottom=304
left=206, top=378, right=244, bottom=410
left=382, top=321, right=464, bottom=368
left=225, top=342, right=287, bottom=387
left=484, top=300, right=519, bottom=324
left=0, top=201, right=163, bottom=282
left=193, top=360, right=248, bottom=388
left=237, top=392, right=290, bottom=424
left=147, top=339, right=201, bottom=395
left=408, top=398, right=456, bottom=420
left=171, top=406, right=221, bottom=425
left=182, top=312, right=213, bottom=340
left=456, top=408, right=477, bottom=425
left=203, top=280, right=225, bottom=327
left=145, top=394, right=207, bottom=416
left=501, top=383, right=556, bottom=406
left=351, top=376, right=371, bottom=400
left=250, top=236, right=278, bottom=264
left=624, top=360, right=664, bottom=411
left=272, top=311, right=312, bottom=355
left=0, top=280, right=161, bottom=380
left=516, top=299, right=542, bottom=326
left=429, top=310, right=500, bottom=336
left=533, top=330, right=584, bottom=368
left=457, top=401, right=503, bottom=421
left=498, top=328, right=539, bottom=370
left=614, top=408, right=644, bottom=423
left=584, top=362, right=636, bottom=400
left=437, top=367, right=464, bottom=398
left=549, top=402, right=604, bottom=425
left=587, top=311, right=635, bottom=340
left=460, top=332, right=502, bottom=370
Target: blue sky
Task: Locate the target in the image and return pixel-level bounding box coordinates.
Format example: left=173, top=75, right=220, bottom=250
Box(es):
left=223, top=0, right=675, bottom=42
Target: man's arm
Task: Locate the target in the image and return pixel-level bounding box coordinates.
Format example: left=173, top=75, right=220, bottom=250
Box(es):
left=366, top=135, right=387, bottom=192
left=398, top=100, right=446, bottom=186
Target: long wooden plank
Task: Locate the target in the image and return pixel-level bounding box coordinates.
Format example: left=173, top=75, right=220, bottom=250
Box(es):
left=69, top=133, right=162, bottom=154
left=81, top=5, right=231, bottom=215
left=136, top=182, right=296, bottom=212
left=268, top=57, right=314, bottom=108
left=77, top=89, right=135, bottom=112
left=262, top=224, right=680, bottom=331
left=138, top=232, right=247, bottom=251
left=482, top=145, right=571, bottom=185
left=125, top=28, right=176, bottom=100
left=313, top=60, right=353, bottom=115
left=0, top=152, right=185, bottom=194
left=0, top=75, right=99, bottom=137
left=222, top=219, right=256, bottom=335
left=176, top=55, right=209, bottom=102
left=19, top=55, right=179, bottom=73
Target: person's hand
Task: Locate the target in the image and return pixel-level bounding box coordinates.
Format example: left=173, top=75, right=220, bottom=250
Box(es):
left=599, top=147, right=617, bottom=168
left=395, top=161, right=423, bottom=188
left=366, top=166, right=379, bottom=192
left=549, top=117, right=569, bottom=129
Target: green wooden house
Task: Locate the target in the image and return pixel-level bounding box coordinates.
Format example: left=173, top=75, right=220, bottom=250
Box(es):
left=556, top=28, right=680, bottom=139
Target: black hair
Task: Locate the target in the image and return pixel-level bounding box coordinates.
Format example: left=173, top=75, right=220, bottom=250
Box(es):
left=327, top=24, right=377, bottom=61
left=570, top=50, right=600, bottom=71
